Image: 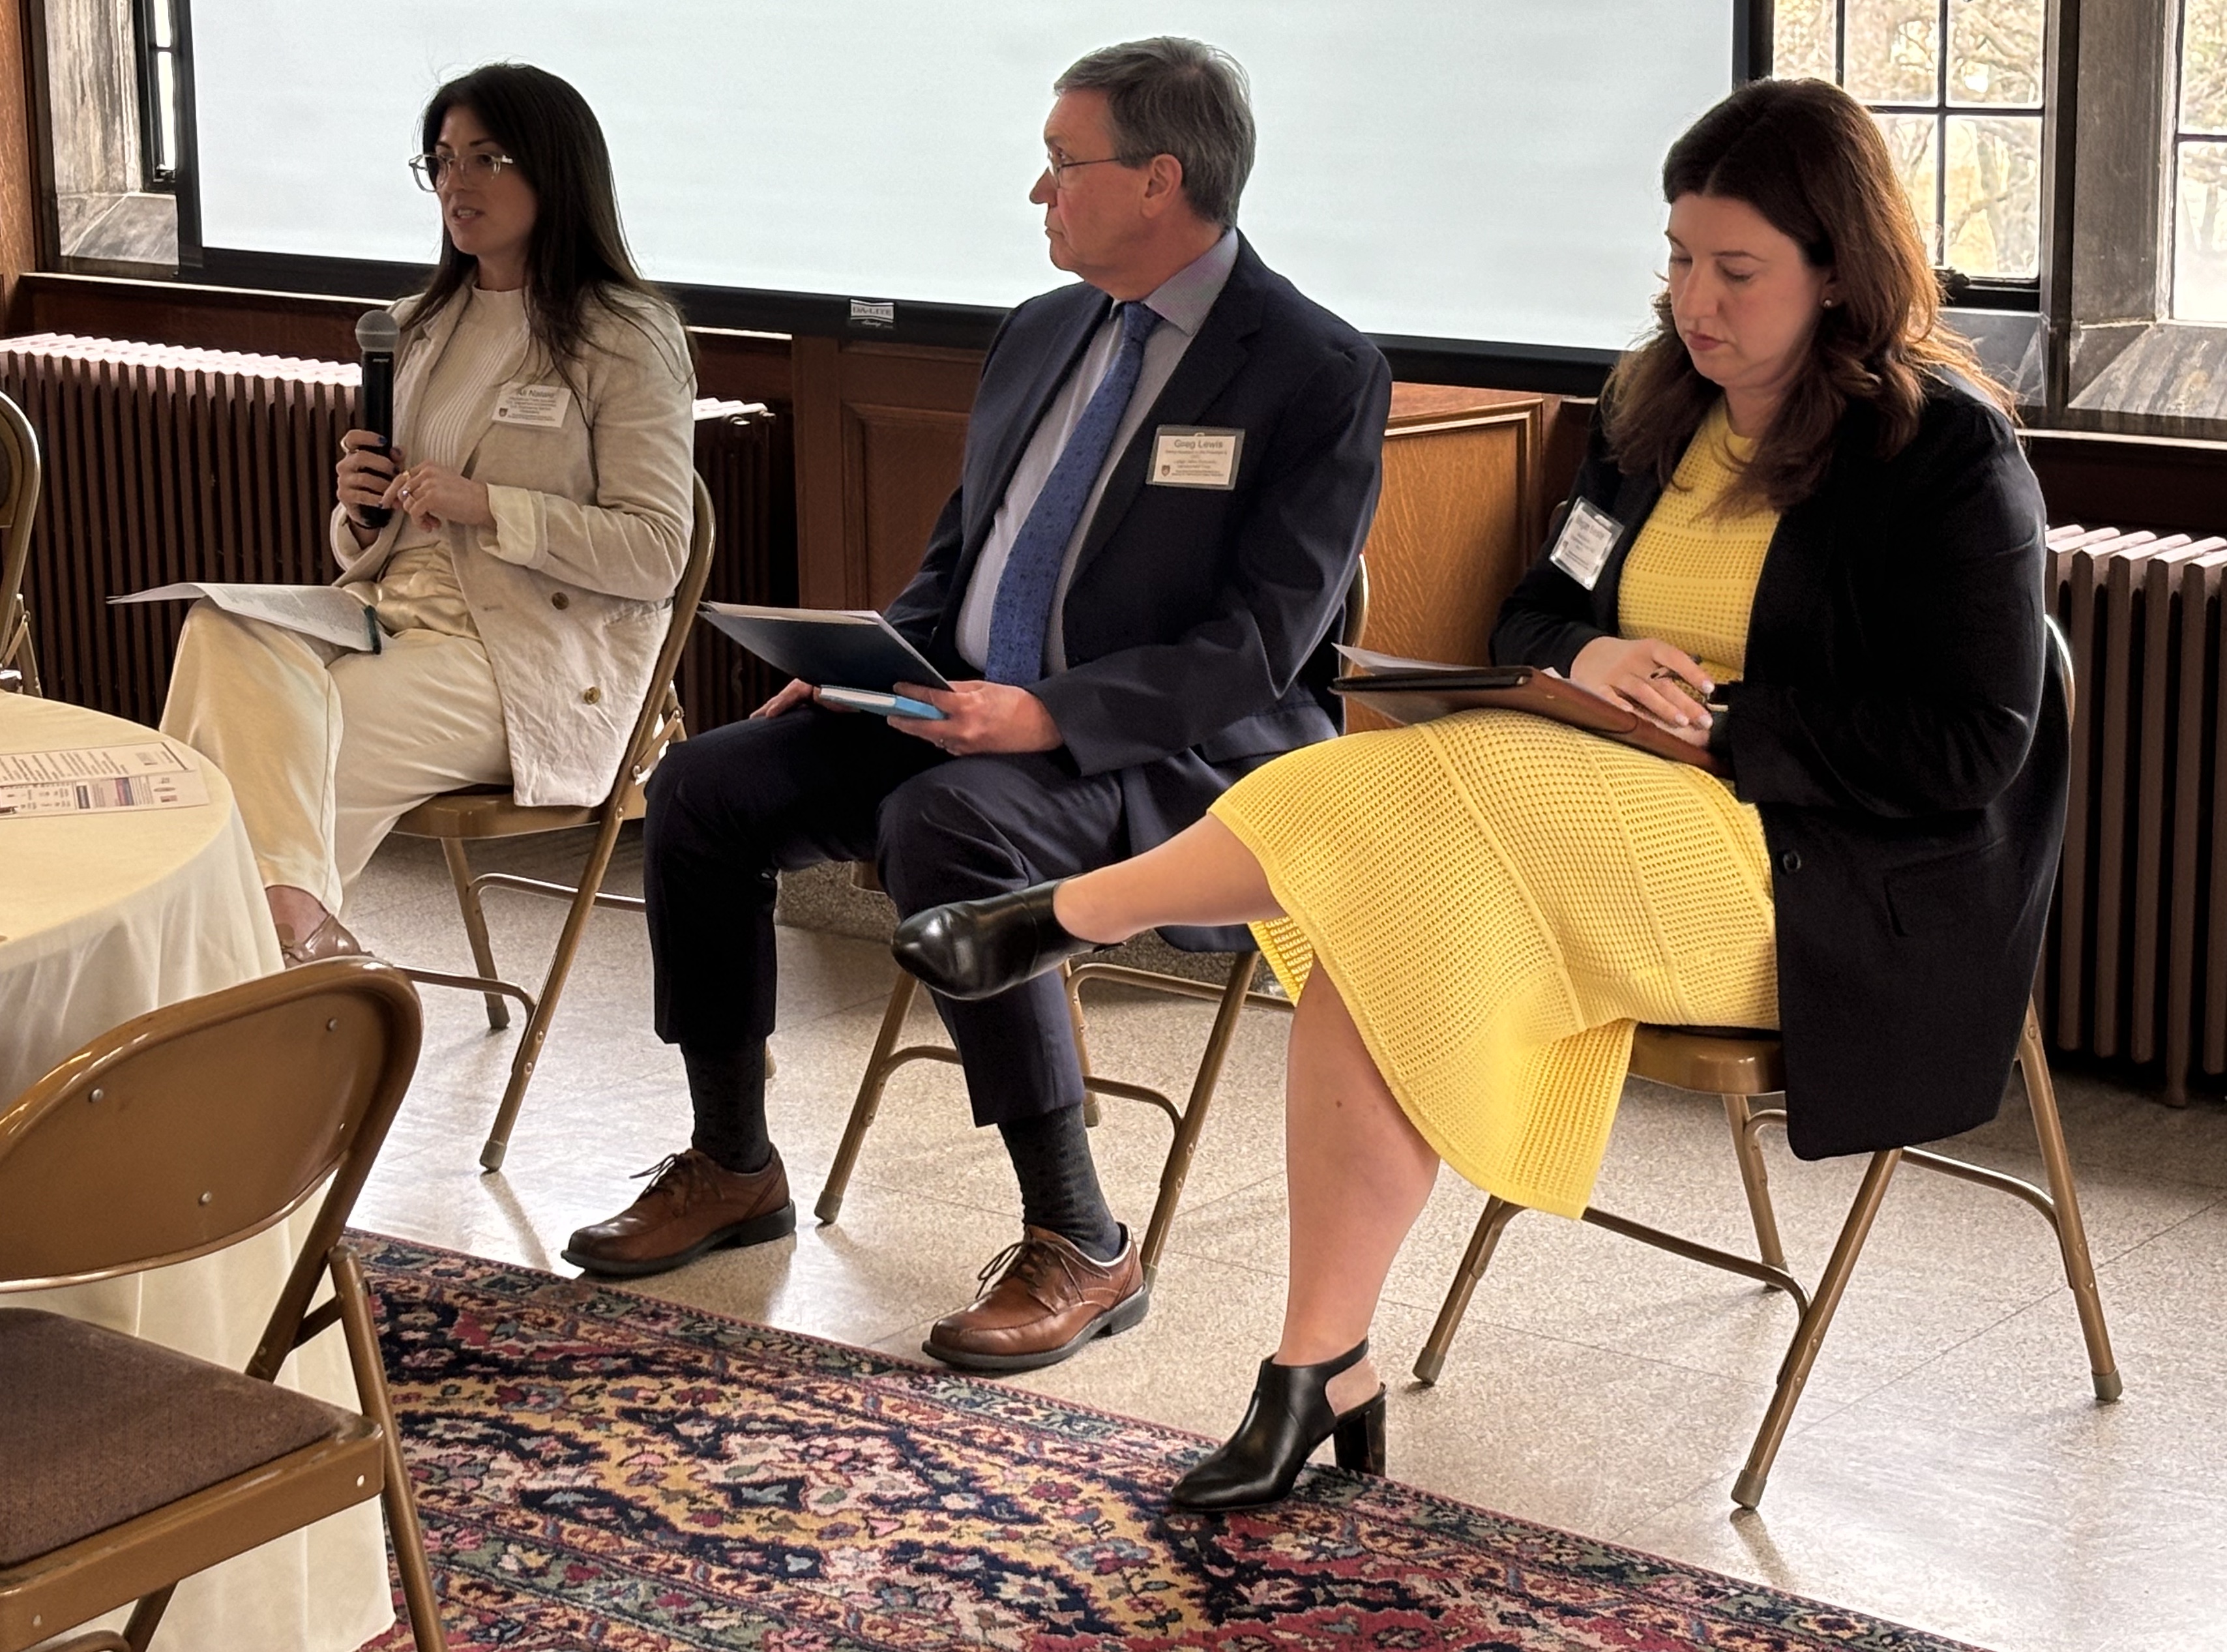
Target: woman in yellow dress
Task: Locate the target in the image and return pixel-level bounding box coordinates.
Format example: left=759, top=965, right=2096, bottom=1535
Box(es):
left=894, top=78, right=2061, bottom=1511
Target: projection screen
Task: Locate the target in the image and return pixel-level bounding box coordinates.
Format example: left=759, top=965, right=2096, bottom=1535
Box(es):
left=189, top=2, right=1737, bottom=354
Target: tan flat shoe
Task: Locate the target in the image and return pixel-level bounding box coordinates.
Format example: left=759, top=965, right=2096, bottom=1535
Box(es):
left=276, top=911, right=364, bottom=968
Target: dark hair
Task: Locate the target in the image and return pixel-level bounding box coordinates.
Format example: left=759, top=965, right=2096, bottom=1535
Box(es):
left=1604, top=77, right=2007, bottom=512
left=398, top=63, right=684, bottom=385
left=1054, top=38, right=1255, bottom=227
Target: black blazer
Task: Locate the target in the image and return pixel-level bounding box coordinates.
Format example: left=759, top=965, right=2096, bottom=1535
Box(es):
left=883, top=236, right=1393, bottom=943
left=1494, top=377, right=2062, bottom=1160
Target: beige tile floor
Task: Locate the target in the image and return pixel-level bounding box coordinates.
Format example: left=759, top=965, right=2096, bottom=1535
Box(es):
left=348, top=825, right=2227, bottom=1652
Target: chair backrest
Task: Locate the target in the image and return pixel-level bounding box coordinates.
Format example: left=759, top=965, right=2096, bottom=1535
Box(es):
left=0, top=958, right=421, bottom=1304
left=609, top=471, right=716, bottom=808
left=0, top=391, right=41, bottom=684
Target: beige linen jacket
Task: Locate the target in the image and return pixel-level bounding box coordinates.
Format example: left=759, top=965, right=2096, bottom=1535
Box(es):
left=328, top=286, right=696, bottom=807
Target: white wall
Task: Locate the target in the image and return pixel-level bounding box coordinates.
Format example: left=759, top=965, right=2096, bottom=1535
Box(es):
left=194, top=1, right=1732, bottom=350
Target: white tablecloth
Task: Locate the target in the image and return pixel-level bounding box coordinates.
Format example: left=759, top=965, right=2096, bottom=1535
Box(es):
left=1, top=696, right=394, bottom=1652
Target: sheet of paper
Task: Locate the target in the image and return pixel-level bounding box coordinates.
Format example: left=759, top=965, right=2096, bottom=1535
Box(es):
left=1335, top=643, right=1471, bottom=675
left=0, top=741, right=211, bottom=816
left=1333, top=645, right=1568, bottom=681
left=111, top=582, right=380, bottom=653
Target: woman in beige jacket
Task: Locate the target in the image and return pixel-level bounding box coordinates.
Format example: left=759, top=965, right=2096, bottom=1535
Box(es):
left=163, top=63, right=696, bottom=963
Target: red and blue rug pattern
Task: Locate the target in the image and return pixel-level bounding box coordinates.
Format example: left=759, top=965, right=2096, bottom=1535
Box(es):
left=359, top=1234, right=1982, bottom=1651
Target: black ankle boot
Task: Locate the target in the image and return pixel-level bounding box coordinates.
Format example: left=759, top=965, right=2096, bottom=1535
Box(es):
left=1169, top=1340, right=1387, bottom=1511
left=890, top=881, right=1097, bottom=1001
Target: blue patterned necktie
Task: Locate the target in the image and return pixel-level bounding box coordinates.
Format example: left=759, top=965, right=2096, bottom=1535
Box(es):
left=984, top=300, right=1163, bottom=684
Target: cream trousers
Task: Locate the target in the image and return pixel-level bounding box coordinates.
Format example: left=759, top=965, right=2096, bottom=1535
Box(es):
left=160, top=604, right=509, bottom=914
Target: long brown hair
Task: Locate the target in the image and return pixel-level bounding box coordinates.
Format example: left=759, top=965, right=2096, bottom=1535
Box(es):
left=398, top=63, right=686, bottom=387
left=1604, top=78, right=2007, bottom=511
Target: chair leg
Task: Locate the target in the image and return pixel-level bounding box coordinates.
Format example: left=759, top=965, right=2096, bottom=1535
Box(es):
left=477, top=814, right=624, bottom=1172
left=1062, top=961, right=1102, bottom=1129
left=1722, top=1091, right=1788, bottom=1271
left=1415, top=1196, right=1527, bottom=1384
left=816, top=973, right=922, bottom=1224
left=439, top=839, right=509, bottom=1032
left=1137, top=955, right=1254, bottom=1285
left=1733, top=1149, right=1901, bottom=1509
left=119, top=1584, right=176, bottom=1651
left=332, top=1245, right=449, bottom=1652
left=2018, top=1001, right=2123, bottom=1401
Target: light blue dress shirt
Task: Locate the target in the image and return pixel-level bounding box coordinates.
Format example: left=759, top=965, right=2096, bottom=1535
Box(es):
left=955, top=229, right=1241, bottom=674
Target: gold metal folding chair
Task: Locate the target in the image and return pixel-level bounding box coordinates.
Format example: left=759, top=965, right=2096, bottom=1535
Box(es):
left=0, top=391, right=44, bottom=696
left=1414, top=621, right=2120, bottom=1509
left=394, top=474, right=715, bottom=1171
left=816, top=561, right=1371, bottom=1285
left=0, top=957, right=444, bottom=1652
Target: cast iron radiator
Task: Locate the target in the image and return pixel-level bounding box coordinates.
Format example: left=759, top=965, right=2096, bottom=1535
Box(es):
left=0, top=332, right=791, bottom=733
left=2044, top=522, right=2227, bottom=1102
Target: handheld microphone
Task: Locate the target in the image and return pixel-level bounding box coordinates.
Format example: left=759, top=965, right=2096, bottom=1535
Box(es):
left=354, top=310, right=400, bottom=529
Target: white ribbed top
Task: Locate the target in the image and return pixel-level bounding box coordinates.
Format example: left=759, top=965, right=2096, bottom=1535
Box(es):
left=367, top=286, right=532, bottom=638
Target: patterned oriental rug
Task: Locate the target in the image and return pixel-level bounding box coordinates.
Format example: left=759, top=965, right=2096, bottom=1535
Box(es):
left=357, top=1234, right=1983, bottom=1652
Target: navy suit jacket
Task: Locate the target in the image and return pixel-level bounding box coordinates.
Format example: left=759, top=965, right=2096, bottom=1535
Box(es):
left=884, top=235, right=1392, bottom=940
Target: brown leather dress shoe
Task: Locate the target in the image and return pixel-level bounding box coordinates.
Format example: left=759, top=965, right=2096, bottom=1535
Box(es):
left=923, top=1226, right=1149, bottom=1373
left=561, top=1147, right=795, bottom=1278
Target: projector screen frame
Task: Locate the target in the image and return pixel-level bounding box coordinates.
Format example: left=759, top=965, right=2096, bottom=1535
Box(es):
left=155, top=1, right=2028, bottom=393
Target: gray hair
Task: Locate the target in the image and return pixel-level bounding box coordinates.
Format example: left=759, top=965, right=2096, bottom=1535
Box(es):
left=1054, top=38, right=1256, bottom=228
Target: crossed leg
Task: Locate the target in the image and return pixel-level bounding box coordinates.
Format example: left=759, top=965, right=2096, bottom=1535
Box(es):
left=1037, top=813, right=1443, bottom=1412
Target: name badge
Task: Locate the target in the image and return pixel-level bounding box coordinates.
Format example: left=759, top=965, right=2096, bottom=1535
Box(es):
left=494, top=384, right=572, bottom=429
left=1548, top=497, right=1623, bottom=590
left=1149, top=426, right=1244, bottom=490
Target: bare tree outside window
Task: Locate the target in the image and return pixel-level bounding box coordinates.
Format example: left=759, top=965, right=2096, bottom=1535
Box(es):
left=2175, top=0, right=2227, bottom=320
left=1772, top=0, right=2044, bottom=280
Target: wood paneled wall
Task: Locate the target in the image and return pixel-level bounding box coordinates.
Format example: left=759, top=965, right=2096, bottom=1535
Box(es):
left=11, top=274, right=2224, bottom=656
left=6, top=274, right=797, bottom=406
left=0, top=0, right=38, bottom=314
left=790, top=335, right=975, bottom=610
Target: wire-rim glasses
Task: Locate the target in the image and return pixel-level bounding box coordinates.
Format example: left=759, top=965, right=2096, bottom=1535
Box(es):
left=409, top=152, right=520, bottom=192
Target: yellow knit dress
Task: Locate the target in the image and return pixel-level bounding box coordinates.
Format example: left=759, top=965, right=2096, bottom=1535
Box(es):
left=1213, top=405, right=1780, bottom=1218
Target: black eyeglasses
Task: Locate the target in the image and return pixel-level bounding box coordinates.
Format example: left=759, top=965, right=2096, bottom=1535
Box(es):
left=409, top=151, right=519, bottom=192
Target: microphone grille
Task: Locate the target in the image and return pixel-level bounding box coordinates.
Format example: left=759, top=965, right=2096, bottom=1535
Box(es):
left=355, top=309, right=401, bottom=353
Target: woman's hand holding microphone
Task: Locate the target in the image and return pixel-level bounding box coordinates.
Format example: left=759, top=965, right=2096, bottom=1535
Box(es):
left=336, top=429, right=494, bottom=546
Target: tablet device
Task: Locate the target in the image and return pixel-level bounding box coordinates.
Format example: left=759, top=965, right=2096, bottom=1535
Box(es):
left=699, top=602, right=952, bottom=694
left=818, top=686, right=947, bottom=721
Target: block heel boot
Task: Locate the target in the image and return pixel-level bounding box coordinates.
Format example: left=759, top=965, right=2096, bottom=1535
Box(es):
left=1169, top=1339, right=1388, bottom=1511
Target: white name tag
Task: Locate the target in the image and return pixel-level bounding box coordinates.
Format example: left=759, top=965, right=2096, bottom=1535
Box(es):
left=494, top=383, right=572, bottom=429
left=1149, top=426, right=1244, bottom=489
left=1548, top=497, right=1623, bottom=590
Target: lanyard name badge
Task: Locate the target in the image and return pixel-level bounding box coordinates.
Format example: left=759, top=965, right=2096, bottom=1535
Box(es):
left=1548, top=497, right=1623, bottom=591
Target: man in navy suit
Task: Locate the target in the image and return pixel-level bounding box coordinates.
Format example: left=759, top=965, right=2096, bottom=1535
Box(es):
left=568, top=37, right=1393, bottom=1372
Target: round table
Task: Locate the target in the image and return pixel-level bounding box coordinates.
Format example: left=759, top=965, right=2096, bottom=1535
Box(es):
left=0, top=696, right=394, bottom=1652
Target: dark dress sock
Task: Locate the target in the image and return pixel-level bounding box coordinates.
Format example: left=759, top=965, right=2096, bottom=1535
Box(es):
left=684, top=1042, right=771, bottom=1173
left=997, top=1106, right=1123, bottom=1261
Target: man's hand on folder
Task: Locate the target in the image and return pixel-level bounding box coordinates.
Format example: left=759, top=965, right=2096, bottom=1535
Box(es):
left=751, top=679, right=821, bottom=720
left=889, top=681, right=1061, bottom=758
left=751, top=673, right=1062, bottom=758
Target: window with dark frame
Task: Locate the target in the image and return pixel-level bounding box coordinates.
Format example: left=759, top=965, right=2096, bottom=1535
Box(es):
left=2175, top=0, right=2227, bottom=319
left=133, top=0, right=184, bottom=192
left=1772, top=0, right=2046, bottom=284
